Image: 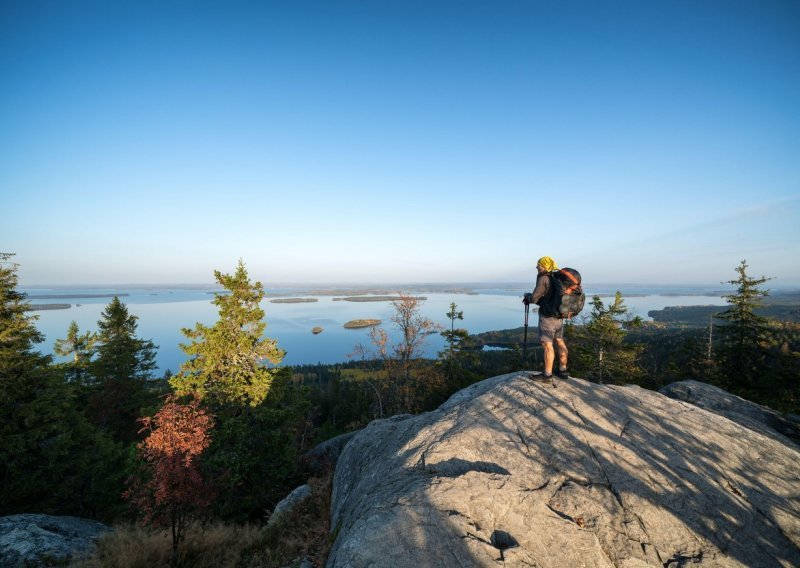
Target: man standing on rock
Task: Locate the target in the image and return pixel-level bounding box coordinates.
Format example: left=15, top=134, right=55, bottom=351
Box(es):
left=524, top=256, right=569, bottom=379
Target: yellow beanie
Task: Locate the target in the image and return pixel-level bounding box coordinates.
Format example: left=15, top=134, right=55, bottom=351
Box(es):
left=537, top=256, right=558, bottom=271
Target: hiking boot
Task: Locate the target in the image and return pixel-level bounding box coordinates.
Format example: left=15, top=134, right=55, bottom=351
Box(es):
left=525, top=371, right=552, bottom=383
left=555, top=368, right=570, bottom=380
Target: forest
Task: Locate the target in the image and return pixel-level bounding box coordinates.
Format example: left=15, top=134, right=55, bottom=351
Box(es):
left=1, top=253, right=798, bottom=567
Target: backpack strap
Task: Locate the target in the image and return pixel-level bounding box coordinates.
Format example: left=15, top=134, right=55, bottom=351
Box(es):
left=560, top=269, right=579, bottom=285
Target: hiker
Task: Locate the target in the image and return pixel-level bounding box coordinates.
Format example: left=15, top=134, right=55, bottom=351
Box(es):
left=523, top=256, right=569, bottom=379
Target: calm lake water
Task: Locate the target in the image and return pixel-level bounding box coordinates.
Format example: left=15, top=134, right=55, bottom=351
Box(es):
left=22, top=285, right=728, bottom=375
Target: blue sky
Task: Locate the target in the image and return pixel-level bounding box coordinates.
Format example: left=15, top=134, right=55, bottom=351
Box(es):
left=2, top=0, right=798, bottom=287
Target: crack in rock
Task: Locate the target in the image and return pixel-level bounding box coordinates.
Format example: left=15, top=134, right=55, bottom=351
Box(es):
left=545, top=503, right=577, bottom=524
left=520, top=480, right=550, bottom=493
left=516, top=426, right=531, bottom=456
left=618, top=418, right=632, bottom=438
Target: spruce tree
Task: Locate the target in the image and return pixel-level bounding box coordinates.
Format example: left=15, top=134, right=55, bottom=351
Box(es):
left=0, top=253, right=124, bottom=517
left=568, top=292, right=644, bottom=385
left=168, top=261, right=309, bottom=521
left=0, top=253, right=49, bottom=377
left=203, top=367, right=310, bottom=521
left=89, top=296, right=158, bottom=443
left=170, top=260, right=284, bottom=408
left=715, top=260, right=772, bottom=394
left=92, top=297, right=157, bottom=382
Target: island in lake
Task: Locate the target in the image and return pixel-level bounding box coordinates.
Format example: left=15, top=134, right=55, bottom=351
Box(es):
left=333, top=296, right=427, bottom=302
left=343, top=319, right=382, bottom=329
left=311, top=326, right=324, bottom=334
left=26, top=303, right=71, bottom=311
left=269, top=298, right=319, bottom=303
left=27, top=293, right=128, bottom=299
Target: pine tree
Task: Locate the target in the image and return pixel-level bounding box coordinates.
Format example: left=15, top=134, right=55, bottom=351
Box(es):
left=89, top=297, right=158, bottom=443
left=714, top=260, right=772, bottom=394
left=170, top=260, right=284, bottom=408
left=438, top=302, right=478, bottom=391
left=54, top=320, right=96, bottom=384
left=441, top=302, right=466, bottom=362
left=568, top=292, right=644, bottom=385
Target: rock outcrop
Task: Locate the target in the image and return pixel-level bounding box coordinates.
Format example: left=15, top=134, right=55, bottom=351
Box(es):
left=302, top=430, right=358, bottom=475
left=267, top=484, right=313, bottom=529
left=328, top=373, right=800, bottom=567
left=0, top=514, right=110, bottom=567
left=659, top=379, right=800, bottom=444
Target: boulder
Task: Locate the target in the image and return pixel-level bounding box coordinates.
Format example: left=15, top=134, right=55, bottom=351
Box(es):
left=328, top=373, right=800, bottom=567
left=0, top=514, right=110, bottom=567
left=268, top=484, right=313, bottom=528
left=302, top=431, right=359, bottom=474
left=659, top=380, right=800, bottom=444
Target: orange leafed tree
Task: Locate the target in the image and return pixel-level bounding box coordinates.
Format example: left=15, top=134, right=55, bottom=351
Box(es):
left=125, top=394, right=215, bottom=558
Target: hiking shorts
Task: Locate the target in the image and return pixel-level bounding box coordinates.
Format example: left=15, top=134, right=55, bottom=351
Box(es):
left=538, top=315, right=564, bottom=343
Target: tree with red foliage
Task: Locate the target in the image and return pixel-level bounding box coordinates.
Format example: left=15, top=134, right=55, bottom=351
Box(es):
left=125, top=394, right=215, bottom=560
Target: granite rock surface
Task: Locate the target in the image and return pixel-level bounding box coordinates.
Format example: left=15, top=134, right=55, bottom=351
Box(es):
left=328, top=373, right=800, bottom=567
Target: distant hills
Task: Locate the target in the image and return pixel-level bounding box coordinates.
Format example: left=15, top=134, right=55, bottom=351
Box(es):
left=648, top=291, right=800, bottom=325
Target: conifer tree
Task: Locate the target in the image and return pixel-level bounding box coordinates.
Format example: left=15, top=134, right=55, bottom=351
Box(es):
left=715, top=260, right=772, bottom=393
left=54, top=320, right=96, bottom=384
left=0, top=253, right=49, bottom=377
left=439, top=302, right=478, bottom=389
left=89, top=297, right=158, bottom=443
left=92, top=297, right=157, bottom=382
left=202, top=367, right=310, bottom=521
left=170, top=260, right=284, bottom=408
left=0, top=253, right=123, bottom=517
left=167, top=261, right=310, bottom=520
left=568, top=292, right=644, bottom=385
left=441, top=302, right=466, bottom=361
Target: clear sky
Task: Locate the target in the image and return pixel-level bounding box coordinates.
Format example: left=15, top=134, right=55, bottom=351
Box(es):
left=2, top=0, right=799, bottom=287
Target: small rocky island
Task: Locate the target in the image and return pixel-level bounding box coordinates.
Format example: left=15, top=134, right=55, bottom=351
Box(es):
left=334, top=296, right=427, bottom=302
left=25, top=303, right=71, bottom=311
left=343, top=319, right=381, bottom=329
left=311, top=327, right=323, bottom=334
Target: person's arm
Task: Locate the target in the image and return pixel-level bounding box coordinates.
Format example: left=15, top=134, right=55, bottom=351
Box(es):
left=530, top=273, right=550, bottom=304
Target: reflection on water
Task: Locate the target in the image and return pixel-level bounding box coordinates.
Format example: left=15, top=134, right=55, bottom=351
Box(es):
left=22, top=286, right=728, bottom=375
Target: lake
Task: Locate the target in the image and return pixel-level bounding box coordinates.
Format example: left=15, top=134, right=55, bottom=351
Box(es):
left=22, top=285, right=729, bottom=374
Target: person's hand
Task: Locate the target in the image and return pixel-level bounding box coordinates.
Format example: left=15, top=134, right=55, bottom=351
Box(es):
left=523, top=293, right=532, bottom=305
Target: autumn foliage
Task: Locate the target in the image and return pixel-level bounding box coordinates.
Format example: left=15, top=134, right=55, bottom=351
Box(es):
left=125, top=394, right=215, bottom=555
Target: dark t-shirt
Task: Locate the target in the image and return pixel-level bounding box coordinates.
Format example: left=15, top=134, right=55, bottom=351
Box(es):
left=531, top=272, right=557, bottom=317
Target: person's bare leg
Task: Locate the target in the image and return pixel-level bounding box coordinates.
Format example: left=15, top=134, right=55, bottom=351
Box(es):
left=555, top=338, right=568, bottom=371
left=542, top=341, right=555, bottom=375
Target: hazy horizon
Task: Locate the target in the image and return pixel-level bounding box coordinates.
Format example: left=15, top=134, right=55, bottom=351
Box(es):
left=17, top=279, right=800, bottom=292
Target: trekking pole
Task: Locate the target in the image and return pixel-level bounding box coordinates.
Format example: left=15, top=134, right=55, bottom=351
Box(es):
left=522, top=300, right=530, bottom=371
